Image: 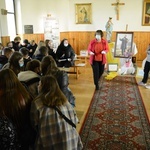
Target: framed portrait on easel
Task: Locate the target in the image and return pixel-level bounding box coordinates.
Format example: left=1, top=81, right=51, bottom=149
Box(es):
left=114, top=32, right=134, bottom=58
left=75, top=3, right=92, bottom=24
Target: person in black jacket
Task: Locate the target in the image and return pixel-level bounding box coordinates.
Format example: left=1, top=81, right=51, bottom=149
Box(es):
left=19, top=47, right=32, bottom=70
left=41, top=55, right=75, bottom=107
left=20, top=39, right=30, bottom=49
left=12, top=36, right=21, bottom=51
left=56, top=38, right=75, bottom=67
left=27, top=40, right=37, bottom=58
left=0, top=47, right=13, bottom=70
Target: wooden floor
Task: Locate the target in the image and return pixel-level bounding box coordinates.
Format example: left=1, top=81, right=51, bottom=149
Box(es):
left=68, top=61, right=150, bottom=132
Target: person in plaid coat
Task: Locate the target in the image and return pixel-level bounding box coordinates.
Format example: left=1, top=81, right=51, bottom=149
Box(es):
left=30, top=75, right=83, bottom=150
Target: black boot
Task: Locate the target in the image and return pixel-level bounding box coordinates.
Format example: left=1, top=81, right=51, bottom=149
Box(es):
left=95, top=84, right=99, bottom=90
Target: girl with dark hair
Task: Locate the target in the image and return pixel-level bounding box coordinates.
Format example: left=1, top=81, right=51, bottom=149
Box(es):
left=88, top=30, right=109, bottom=90
left=12, top=36, right=21, bottom=51
left=56, top=38, right=75, bottom=67
left=2, top=51, right=24, bottom=76
left=30, top=75, right=83, bottom=149
left=0, top=69, right=35, bottom=149
left=19, top=47, right=32, bottom=70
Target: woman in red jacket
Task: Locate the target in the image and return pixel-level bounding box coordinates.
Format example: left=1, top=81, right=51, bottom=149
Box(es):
left=88, top=30, right=109, bottom=90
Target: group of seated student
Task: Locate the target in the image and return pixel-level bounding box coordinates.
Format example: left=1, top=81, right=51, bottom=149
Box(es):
left=0, top=37, right=82, bottom=149
left=1, top=36, right=76, bottom=67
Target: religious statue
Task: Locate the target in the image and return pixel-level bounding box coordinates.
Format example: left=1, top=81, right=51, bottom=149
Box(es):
left=105, top=17, right=113, bottom=43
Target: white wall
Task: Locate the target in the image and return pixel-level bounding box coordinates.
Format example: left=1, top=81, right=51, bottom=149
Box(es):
left=1, top=0, right=150, bottom=37
left=0, top=0, right=8, bottom=41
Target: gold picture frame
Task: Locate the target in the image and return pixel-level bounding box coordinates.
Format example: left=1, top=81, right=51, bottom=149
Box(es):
left=114, top=32, right=134, bottom=58
left=142, top=0, right=150, bottom=26
left=75, top=3, right=92, bottom=24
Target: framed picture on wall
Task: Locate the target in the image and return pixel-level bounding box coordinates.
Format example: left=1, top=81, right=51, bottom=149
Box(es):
left=114, top=32, right=134, bottom=58
left=142, top=0, right=150, bottom=26
left=75, top=3, right=92, bottom=24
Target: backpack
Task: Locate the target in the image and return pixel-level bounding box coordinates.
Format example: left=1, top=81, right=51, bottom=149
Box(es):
left=20, top=77, right=40, bottom=99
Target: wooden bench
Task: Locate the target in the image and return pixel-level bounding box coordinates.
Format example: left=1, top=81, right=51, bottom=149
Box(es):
left=59, top=63, right=86, bottom=79
left=58, top=55, right=89, bottom=79
left=76, top=55, right=89, bottom=64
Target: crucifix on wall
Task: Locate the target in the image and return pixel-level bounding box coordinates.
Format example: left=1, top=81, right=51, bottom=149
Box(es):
left=111, top=0, right=125, bottom=20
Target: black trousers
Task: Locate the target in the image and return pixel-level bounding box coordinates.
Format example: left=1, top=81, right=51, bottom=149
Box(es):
left=91, top=61, right=105, bottom=86
left=142, top=61, right=150, bottom=83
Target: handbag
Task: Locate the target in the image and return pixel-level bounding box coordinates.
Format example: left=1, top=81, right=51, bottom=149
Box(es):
left=52, top=106, right=76, bottom=128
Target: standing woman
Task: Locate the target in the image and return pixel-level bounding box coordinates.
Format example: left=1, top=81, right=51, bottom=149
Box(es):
left=0, top=69, right=35, bottom=149
left=30, top=75, right=83, bottom=149
left=88, top=30, right=109, bottom=90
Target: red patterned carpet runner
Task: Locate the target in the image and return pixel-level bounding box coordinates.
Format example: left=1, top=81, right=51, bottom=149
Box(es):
left=80, top=76, right=150, bottom=150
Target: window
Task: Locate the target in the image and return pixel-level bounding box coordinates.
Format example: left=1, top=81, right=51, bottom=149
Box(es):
left=5, top=0, right=16, bottom=41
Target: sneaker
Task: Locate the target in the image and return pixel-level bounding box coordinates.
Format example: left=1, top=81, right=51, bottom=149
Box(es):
left=138, top=81, right=146, bottom=86
left=145, top=85, right=150, bottom=89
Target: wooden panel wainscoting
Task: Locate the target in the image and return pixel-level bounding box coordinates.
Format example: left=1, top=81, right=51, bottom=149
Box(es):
left=12, top=31, right=150, bottom=61
left=134, top=32, right=150, bottom=61
left=60, top=31, right=95, bottom=55
left=22, top=34, right=44, bottom=44
left=1, top=36, right=10, bottom=47
left=60, top=31, right=150, bottom=61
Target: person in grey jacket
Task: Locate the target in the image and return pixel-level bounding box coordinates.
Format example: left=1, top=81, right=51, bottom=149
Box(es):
left=18, top=59, right=41, bottom=98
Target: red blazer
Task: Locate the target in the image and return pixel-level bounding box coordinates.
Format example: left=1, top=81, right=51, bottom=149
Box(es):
left=88, top=38, right=109, bottom=65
